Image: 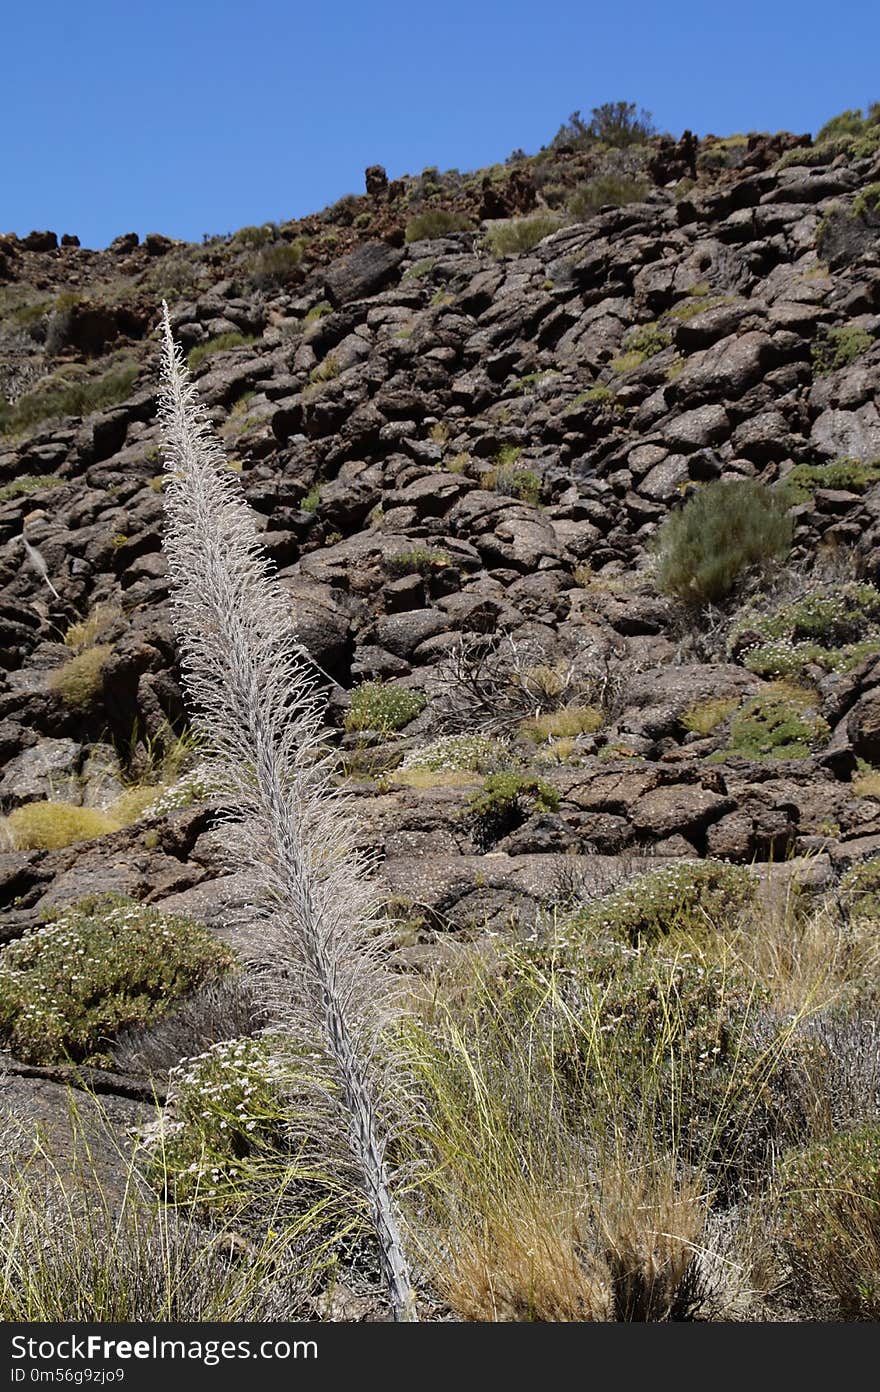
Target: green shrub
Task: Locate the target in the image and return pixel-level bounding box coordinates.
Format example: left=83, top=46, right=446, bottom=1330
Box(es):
left=812, top=325, right=874, bottom=375
left=551, top=101, right=656, bottom=150
left=48, top=644, right=112, bottom=713
left=778, top=458, right=880, bottom=503
left=839, top=858, right=880, bottom=922
left=187, top=333, right=257, bottom=371
left=816, top=106, right=878, bottom=143
left=654, top=480, right=793, bottom=607
left=558, top=942, right=784, bottom=1192
left=64, top=601, right=122, bottom=649
left=0, top=895, right=234, bottom=1065
left=570, top=861, right=756, bottom=947
left=566, top=384, right=617, bottom=411
left=300, top=484, right=321, bottom=513
left=484, top=459, right=542, bottom=504
left=303, top=300, right=332, bottom=324
left=775, top=1124, right=880, bottom=1319
left=485, top=216, right=562, bottom=257
left=0, top=362, right=139, bottom=436
left=0, top=474, right=65, bottom=503
left=568, top=175, right=649, bottom=218
left=722, top=684, right=829, bottom=761
left=405, top=210, right=473, bottom=243
left=681, top=697, right=739, bottom=735
left=246, top=240, right=303, bottom=289
left=466, top=772, right=559, bottom=847
left=308, top=354, right=339, bottom=385
left=345, top=682, right=427, bottom=733
left=230, top=223, right=279, bottom=249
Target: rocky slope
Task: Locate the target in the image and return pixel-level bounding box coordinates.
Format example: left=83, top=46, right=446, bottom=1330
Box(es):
left=2, top=122, right=880, bottom=974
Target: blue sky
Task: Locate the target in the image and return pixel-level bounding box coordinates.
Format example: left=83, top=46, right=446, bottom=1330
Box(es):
left=4, top=0, right=878, bottom=249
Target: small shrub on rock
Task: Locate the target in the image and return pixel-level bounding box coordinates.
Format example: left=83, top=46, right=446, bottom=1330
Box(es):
left=520, top=705, right=603, bottom=742
left=405, top=210, right=472, bottom=243
left=246, top=240, right=303, bottom=289
left=400, top=734, right=502, bottom=774
left=485, top=216, right=562, bottom=257
left=0, top=895, right=234, bottom=1065
left=345, top=681, right=427, bottom=734
left=153, top=1035, right=292, bottom=1210
left=466, top=772, right=559, bottom=847
left=654, top=480, right=793, bottom=607
left=777, top=458, right=880, bottom=503
left=568, top=175, right=649, bottom=217
left=386, top=547, right=451, bottom=577
left=0, top=474, right=65, bottom=503
left=569, top=861, right=756, bottom=947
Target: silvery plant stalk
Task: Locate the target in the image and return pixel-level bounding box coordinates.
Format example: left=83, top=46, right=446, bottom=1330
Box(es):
left=157, top=304, right=417, bottom=1321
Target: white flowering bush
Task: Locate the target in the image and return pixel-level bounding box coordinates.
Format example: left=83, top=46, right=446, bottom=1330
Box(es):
left=570, top=861, right=756, bottom=946
left=0, top=896, right=235, bottom=1065
left=140, top=764, right=215, bottom=819
left=732, top=583, right=880, bottom=680
left=153, top=1036, right=292, bottom=1211
left=400, top=734, right=503, bottom=774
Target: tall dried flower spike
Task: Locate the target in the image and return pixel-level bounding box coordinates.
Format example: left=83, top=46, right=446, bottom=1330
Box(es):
left=157, top=303, right=417, bottom=1320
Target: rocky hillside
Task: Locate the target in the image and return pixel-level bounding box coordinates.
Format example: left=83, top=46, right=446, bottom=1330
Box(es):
left=1, top=114, right=880, bottom=964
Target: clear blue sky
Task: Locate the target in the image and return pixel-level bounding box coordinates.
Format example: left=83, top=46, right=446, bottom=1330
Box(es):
left=4, top=0, right=878, bottom=249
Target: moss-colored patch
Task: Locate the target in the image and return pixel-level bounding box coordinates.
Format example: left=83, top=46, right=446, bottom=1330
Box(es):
left=681, top=697, right=739, bottom=736
left=0, top=895, right=234, bottom=1065
left=718, top=683, right=829, bottom=761
left=300, top=484, right=321, bottom=513
left=777, top=458, right=880, bottom=504
left=187, top=333, right=257, bottom=371
left=811, top=325, right=874, bottom=376
left=732, top=583, right=880, bottom=681
left=0, top=474, right=65, bottom=503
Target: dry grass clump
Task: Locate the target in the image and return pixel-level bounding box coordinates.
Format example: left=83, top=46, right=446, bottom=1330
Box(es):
left=63, top=602, right=122, bottom=651
left=48, top=644, right=112, bottom=713
left=1, top=801, right=119, bottom=851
